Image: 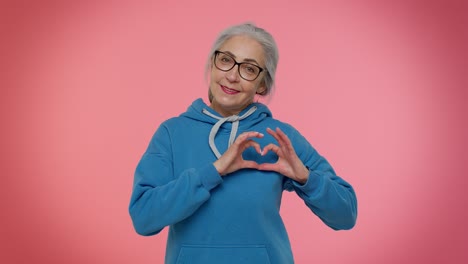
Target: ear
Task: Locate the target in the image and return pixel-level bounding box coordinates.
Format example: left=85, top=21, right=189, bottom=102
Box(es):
left=256, top=87, right=266, bottom=95
left=256, top=80, right=267, bottom=95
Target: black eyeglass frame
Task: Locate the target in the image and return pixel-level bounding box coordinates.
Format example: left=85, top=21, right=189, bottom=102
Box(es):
left=213, top=50, right=264, bottom=81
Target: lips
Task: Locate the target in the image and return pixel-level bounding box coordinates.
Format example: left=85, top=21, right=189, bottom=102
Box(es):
left=221, top=85, right=239, bottom=95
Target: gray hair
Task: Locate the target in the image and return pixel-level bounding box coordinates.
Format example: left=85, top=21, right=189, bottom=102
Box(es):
left=205, top=23, right=279, bottom=100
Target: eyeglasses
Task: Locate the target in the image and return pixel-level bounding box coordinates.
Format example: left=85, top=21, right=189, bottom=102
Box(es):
left=214, top=50, right=264, bottom=81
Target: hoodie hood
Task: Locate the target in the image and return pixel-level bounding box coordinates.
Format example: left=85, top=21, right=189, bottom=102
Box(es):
left=180, top=98, right=272, bottom=158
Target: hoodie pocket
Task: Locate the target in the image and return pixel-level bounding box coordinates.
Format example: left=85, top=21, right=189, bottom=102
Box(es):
left=175, top=244, right=272, bottom=264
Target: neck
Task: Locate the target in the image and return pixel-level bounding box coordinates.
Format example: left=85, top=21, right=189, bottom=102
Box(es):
left=209, top=100, right=254, bottom=117
left=209, top=104, right=239, bottom=117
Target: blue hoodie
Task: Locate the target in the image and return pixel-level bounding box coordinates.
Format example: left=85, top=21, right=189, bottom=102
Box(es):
left=129, top=98, right=357, bottom=264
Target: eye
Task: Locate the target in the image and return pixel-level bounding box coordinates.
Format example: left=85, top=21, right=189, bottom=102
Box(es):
left=245, top=66, right=255, bottom=73
left=219, top=55, right=233, bottom=63
left=242, top=64, right=258, bottom=75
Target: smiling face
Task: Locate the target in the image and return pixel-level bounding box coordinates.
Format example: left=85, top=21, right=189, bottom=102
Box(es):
left=209, top=35, right=266, bottom=117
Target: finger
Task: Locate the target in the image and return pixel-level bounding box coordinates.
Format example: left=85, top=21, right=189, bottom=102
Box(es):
left=243, top=131, right=264, bottom=139
left=236, top=131, right=264, bottom=144
left=266, top=127, right=290, bottom=152
left=241, top=160, right=260, bottom=170
left=275, top=127, right=291, bottom=144
left=262, top=143, right=280, bottom=156
left=257, top=162, right=278, bottom=172
left=266, top=127, right=282, bottom=145
left=275, top=127, right=295, bottom=152
left=241, top=140, right=262, bottom=154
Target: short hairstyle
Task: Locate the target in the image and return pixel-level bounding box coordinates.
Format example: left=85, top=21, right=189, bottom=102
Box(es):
left=205, top=22, right=279, bottom=100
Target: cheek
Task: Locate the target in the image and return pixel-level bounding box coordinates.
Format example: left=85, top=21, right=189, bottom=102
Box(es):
left=253, top=75, right=265, bottom=88
left=251, top=80, right=264, bottom=93
left=210, top=69, right=222, bottom=84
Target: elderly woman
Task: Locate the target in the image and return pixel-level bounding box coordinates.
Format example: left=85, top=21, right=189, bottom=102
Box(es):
left=129, top=23, right=357, bottom=264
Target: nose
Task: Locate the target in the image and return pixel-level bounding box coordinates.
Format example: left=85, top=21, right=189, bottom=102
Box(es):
left=225, top=64, right=240, bottom=82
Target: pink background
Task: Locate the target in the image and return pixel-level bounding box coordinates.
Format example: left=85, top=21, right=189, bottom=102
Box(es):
left=1, top=0, right=467, bottom=263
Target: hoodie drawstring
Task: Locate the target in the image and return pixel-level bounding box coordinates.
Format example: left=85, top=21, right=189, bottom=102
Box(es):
left=202, top=106, right=257, bottom=159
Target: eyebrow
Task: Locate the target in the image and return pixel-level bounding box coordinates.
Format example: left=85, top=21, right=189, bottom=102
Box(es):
left=222, top=50, right=261, bottom=65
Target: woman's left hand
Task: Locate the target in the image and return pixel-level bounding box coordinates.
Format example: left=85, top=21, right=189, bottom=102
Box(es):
left=258, top=127, right=309, bottom=184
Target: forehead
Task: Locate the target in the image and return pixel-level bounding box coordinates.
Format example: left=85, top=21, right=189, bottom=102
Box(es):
left=219, top=35, right=265, bottom=65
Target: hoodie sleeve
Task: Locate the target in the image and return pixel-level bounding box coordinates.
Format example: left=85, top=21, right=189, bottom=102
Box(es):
left=283, top=128, right=358, bottom=231
left=129, top=123, right=223, bottom=236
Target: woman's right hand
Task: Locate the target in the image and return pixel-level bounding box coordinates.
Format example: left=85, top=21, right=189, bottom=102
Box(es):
left=213, top=131, right=264, bottom=176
